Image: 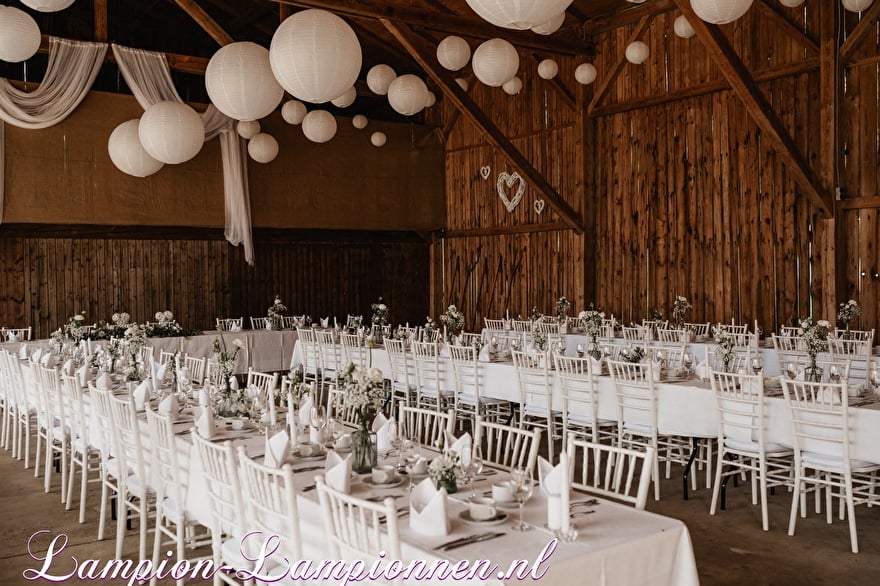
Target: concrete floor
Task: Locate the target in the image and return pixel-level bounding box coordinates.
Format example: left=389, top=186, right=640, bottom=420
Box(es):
left=1, top=448, right=878, bottom=585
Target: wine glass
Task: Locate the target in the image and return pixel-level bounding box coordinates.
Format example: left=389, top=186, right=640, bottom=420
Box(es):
left=510, top=338, right=520, bottom=352
left=510, top=467, right=534, bottom=532
left=576, top=344, right=585, bottom=358
left=751, top=357, right=764, bottom=376
left=785, top=362, right=798, bottom=380
left=387, top=418, right=401, bottom=459
left=309, top=405, right=327, bottom=444
left=461, top=444, right=484, bottom=498
left=829, top=364, right=841, bottom=383
left=403, top=439, right=422, bottom=492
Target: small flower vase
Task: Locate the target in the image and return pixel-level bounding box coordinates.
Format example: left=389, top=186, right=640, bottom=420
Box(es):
left=722, top=356, right=733, bottom=373
left=588, top=338, right=602, bottom=361
left=436, top=474, right=457, bottom=494
left=844, top=324, right=851, bottom=342
left=351, top=427, right=377, bottom=474
left=806, top=359, right=823, bottom=383
left=373, top=326, right=384, bottom=345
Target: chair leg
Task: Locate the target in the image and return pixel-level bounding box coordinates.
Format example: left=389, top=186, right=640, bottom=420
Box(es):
left=682, top=438, right=699, bottom=501
left=845, top=477, right=858, bottom=554
left=788, top=474, right=802, bottom=537
left=709, top=448, right=725, bottom=515
left=66, top=457, right=76, bottom=511
left=826, top=473, right=833, bottom=524
left=98, top=479, right=109, bottom=540
left=115, top=493, right=127, bottom=559
left=759, top=459, right=769, bottom=532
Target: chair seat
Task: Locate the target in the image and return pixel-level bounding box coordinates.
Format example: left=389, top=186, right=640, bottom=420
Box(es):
left=724, top=437, right=791, bottom=455
left=72, top=437, right=99, bottom=455
left=159, top=496, right=194, bottom=525
left=104, top=458, right=130, bottom=479
left=458, top=393, right=507, bottom=406
left=522, top=404, right=556, bottom=418
left=123, top=474, right=155, bottom=498
left=623, top=422, right=654, bottom=436
left=419, top=386, right=455, bottom=398
left=391, top=381, right=416, bottom=393
left=568, top=412, right=615, bottom=426
left=802, top=451, right=880, bottom=473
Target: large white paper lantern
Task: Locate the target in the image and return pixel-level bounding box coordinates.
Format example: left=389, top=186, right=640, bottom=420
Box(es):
left=842, top=0, right=873, bottom=11
left=531, top=12, right=565, bottom=35
left=237, top=120, right=260, bottom=139
left=269, top=8, right=362, bottom=104
left=673, top=15, right=696, bottom=38
left=387, top=75, right=428, bottom=116
left=0, top=6, right=40, bottom=63
left=108, top=120, right=164, bottom=177
left=537, top=59, right=559, bottom=80
left=574, top=63, right=597, bottom=85
left=281, top=100, right=307, bottom=125
left=436, top=36, right=471, bottom=71
left=138, top=101, right=205, bottom=165
left=301, top=110, right=337, bottom=143
left=370, top=132, right=386, bottom=147
left=205, top=42, right=283, bottom=122
left=465, top=0, right=573, bottom=30
left=331, top=86, right=356, bottom=108
left=690, top=0, right=753, bottom=24
left=502, top=76, right=523, bottom=95
left=424, top=91, right=437, bottom=108
left=352, top=114, right=368, bottom=129
left=248, top=133, right=279, bottom=163
left=455, top=78, right=469, bottom=91
left=20, top=0, right=75, bottom=11
left=366, top=64, right=396, bottom=96
left=472, top=39, right=519, bottom=87
left=625, top=41, right=650, bottom=64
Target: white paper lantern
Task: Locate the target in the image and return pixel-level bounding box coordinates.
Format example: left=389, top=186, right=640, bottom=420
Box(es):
left=138, top=101, right=205, bottom=165
left=108, top=119, right=164, bottom=177
left=269, top=8, right=362, bottom=104
left=248, top=133, right=279, bottom=164
left=301, top=110, right=337, bottom=143
left=531, top=12, right=565, bottom=35
left=370, top=132, right=386, bottom=147
left=436, top=36, right=471, bottom=71
left=331, top=86, right=356, bottom=108
left=841, top=0, right=873, bottom=11
left=205, top=42, right=283, bottom=122
left=690, top=0, right=753, bottom=24
left=20, top=0, right=75, bottom=12
left=625, top=41, right=650, bottom=64
left=424, top=91, right=437, bottom=108
left=387, top=75, right=428, bottom=116
left=537, top=59, right=559, bottom=80
left=0, top=6, right=40, bottom=63
left=465, top=0, right=573, bottom=30
left=352, top=114, right=368, bottom=129
left=673, top=15, right=696, bottom=38
left=502, top=76, right=523, bottom=95
left=366, top=64, right=396, bottom=96
left=237, top=120, right=260, bottom=139
left=455, top=78, right=469, bottom=91
left=281, top=100, right=307, bottom=125
left=472, top=39, right=519, bottom=87
left=574, top=63, right=597, bottom=85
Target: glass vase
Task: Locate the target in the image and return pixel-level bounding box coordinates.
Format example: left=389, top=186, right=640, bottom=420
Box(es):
left=436, top=474, right=457, bottom=494
left=806, top=362, right=823, bottom=383
left=351, top=428, right=377, bottom=474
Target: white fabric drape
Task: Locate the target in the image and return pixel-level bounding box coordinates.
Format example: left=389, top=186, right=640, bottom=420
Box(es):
left=111, top=44, right=254, bottom=265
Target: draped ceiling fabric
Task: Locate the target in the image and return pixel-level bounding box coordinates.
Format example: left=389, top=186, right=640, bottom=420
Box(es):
left=0, top=37, right=108, bottom=223
left=112, top=44, right=254, bottom=265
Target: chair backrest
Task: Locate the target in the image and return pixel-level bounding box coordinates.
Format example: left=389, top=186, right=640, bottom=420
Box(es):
left=190, top=433, right=246, bottom=537
left=511, top=319, right=533, bottom=333
left=793, top=356, right=851, bottom=384
left=711, top=345, right=753, bottom=372
left=384, top=338, right=415, bottom=394
left=536, top=320, right=560, bottom=334
left=718, top=323, right=748, bottom=335
left=512, top=349, right=552, bottom=413
left=345, top=314, right=363, bottom=329
left=2, top=326, right=32, bottom=341
left=622, top=325, right=649, bottom=342
left=246, top=368, right=278, bottom=395
left=157, top=349, right=176, bottom=364
left=279, top=316, right=296, bottom=329
left=488, top=332, right=521, bottom=352
left=61, top=374, right=89, bottom=450
left=236, top=448, right=303, bottom=561
left=144, top=406, right=185, bottom=510
left=779, top=325, right=800, bottom=336
left=411, top=340, right=450, bottom=402
left=250, top=316, right=270, bottom=330
left=827, top=335, right=872, bottom=385
left=87, top=384, right=116, bottom=461
left=420, top=327, right=440, bottom=342
left=567, top=434, right=655, bottom=510
left=326, top=384, right=359, bottom=427
left=449, top=344, right=482, bottom=411
left=140, top=345, right=154, bottom=368
left=397, top=404, right=454, bottom=448
left=296, top=327, right=321, bottom=379
left=315, top=329, right=344, bottom=375
left=554, top=354, right=601, bottom=439
left=657, top=328, right=688, bottom=344
left=183, top=354, right=206, bottom=385
left=772, top=333, right=809, bottom=368
left=474, top=416, right=540, bottom=473
left=684, top=322, right=710, bottom=337
left=781, top=379, right=852, bottom=470
left=107, top=393, right=149, bottom=488
left=340, top=333, right=369, bottom=369
left=483, top=318, right=505, bottom=332
left=709, top=370, right=770, bottom=449
left=315, top=475, right=401, bottom=578
left=654, top=345, right=686, bottom=368
left=607, top=360, right=658, bottom=439
left=833, top=328, right=874, bottom=343
left=457, top=332, right=483, bottom=347
left=38, top=365, right=66, bottom=436
left=216, top=318, right=243, bottom=331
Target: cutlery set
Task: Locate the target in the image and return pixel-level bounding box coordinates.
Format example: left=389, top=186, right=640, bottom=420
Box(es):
left=434, top=531, right=506, bottom=551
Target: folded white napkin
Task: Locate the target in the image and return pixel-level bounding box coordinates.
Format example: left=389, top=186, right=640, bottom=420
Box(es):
left=373, top=413, right=391, bottom=454
left=590, top=356, right=603, bottom=374
left=62, top=359, right=74, bottom=376
left=154, top=361, right=168, bottom=384
left=695, top=358, right=710, bottom=381
left=264, top=430, right=291, bottom=468
left=197, top=408, right=216, bottom=439
left=96, top=372, right=111, bottom=390
left=298, top=396, right=313, bottom=429
left=198, top=387, right=210, bottom=408
left=478, top=344, right=491, bottom=362
left=538, top=455, right=570, bottom=532
left=442, top=430, right=472, bottom=464
left=18, top=343, right=28, bottom=359
left=324, top=449, right=352, bottom=493
left=651, top=360, right=662, bottom=382
left=321, top=317, right=329, bottom=328
left=229, top=376, right=239, bottom=390
left=158, top=394, right=178, bottom=421
left=77, top=364, right=88, bottom=387
left=409, top=478, right=450, bottom=536
left=133, top=380, right=151, bottom=410
left=31, top=348, right=43, bottom=363
left=6, top=331, right=16, bottom=342
left=40, top=352, right=52, bottom=367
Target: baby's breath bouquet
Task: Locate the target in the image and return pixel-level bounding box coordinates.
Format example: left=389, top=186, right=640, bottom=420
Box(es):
left=267, top=295, right=288, bottom=330
left=148, top=311, right=184, bottom=337
left=531, top=306, right=543, bottom=322
left=798, top=317, right=831, bottom=380
left=428, top=449, right=460, bottom=494
left=713, top=326, right=736, bottom=372
left=672, top=296, right=692, bottom=328
left=424, top=316, right=438, bottom=332
left=212, top=326, right=246, bottom=415
left=555, top=296, right=571, bottom=318
left=837, top=300, right=861, bottom=338
left=340, top=363, right=386, bottom=473
left=63, top=312, right=88, bottom=342
left=371, top=297, right=389, bottom=326
left=579, top=304, right=605, bottom=359
left=620, top=345, right=645, bottom=364
left=439, top=304, right=465, bottom=335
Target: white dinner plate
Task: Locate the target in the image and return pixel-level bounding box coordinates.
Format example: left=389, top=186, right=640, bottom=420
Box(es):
left=362, top=476, right=405, bottom=489
left=458, top=510, right=508, bottom=526
left=291, top=450, right=327, bottom=462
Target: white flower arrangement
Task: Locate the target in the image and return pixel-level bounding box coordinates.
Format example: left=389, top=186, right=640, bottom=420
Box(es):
left=212, top=326, right=244, bottom=391
left=428, top=449, right=460, bottom=490
left=533, top=330, right=548, bottom=352
left=111, top=312, right=131, bottom=327
left=148, top=310, right=184, bottom=337
left=424, top=316, right=438, bottom=331
left=371, top=297, right=389, bottom=326
left=531, top=306, right=543, bottom=321
left=555, top=296, right=571, bottom=317
left=267, top=295, right=287, bottom=329
left=837, top=299, right=861, bottom=329
left=340, top=363, right=385, bottom=429
left=672, top=296, right=692, bottom=327
left=798, top=317, right=830, bottom=372
left=61, top=312, right=88, bottom=342
left=579, top=304, right=605, bottom=359
left=439, top=304, right=465, bottom=333
left=620, top=345, right=645, bottom=364
left=713, top=326, right=736, bottom=371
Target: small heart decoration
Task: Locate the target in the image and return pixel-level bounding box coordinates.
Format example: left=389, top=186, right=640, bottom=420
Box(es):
left=497, top=172, right=525, bottom=213
left=480, top=166, right=491, bottom=180
left=533, top=199, right=546, bottom=215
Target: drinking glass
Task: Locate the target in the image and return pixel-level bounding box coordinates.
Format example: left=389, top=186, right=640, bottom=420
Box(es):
left=751, top=357, right=764, bottom=375
left=829, top=365, right=841, bottom=383
left=576, top=344, right=585, bottom=358
left=683, top=350, right=694, bottom=375
left=464, top=445, right=484, bottom=498
left=403, top=439, right=422, bottom=492
left=510, top=467, right=533, bottom=532
left=387, top=418, right=401, bottom=459
left=309, top=405, right=327, bottom=443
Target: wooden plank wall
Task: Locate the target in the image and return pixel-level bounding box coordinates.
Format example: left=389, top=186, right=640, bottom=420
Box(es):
left=0, top=228, right=429, bottom=338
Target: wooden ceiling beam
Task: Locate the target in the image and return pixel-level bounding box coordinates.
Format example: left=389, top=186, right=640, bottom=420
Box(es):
left=583, top=0, right=673, bottom=36
left=275, top=0, right=593, bottom=56
left=673, top=0, right=832, bottom=217
left=94, top=0, right=107, bottom=42
left=382, top=20, right=585, bottom=234
left=532, top=53, right=577, bottom=110
left=172, top=0, right=235, bottom=46
left=756, top=0, right=819, bottom=53
left=587, top=15, right=653, bottom=115
left=840, top=1, right=880, bottom=61
left=39, top=35, right=210, bottom=75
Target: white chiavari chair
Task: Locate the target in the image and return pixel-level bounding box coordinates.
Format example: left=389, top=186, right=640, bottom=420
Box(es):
left=397, top=404, right=454, bottom=448
left=419, top=327, right=441, bottom=342
left=536, top=320, right=561, bottom=335
left=718, top=323, right=749, bottom=335
left=567, top=435, right=656, bottom=511
left=326, top=384, right=360, bottom=428
left=216, top=317, right=243, bottom=332
left=36, top=365, right=69, bottom=500
left=2, top=326, right=32, bottom=341
left=0, top=350, right=11, bottom=450
left=474, top=416, right=540, bottom=473
left=183, top=354, right=206, bottom=386
left=456, top=331, right=483, bottom=347
left=657, top=328, right=689, bottom=344
left=622, top=325, right=649, bottom=342
left=448, top=344, right=509, bottom=432
left=511, top=319, right=533, bottom=334
left=88, top=384, right=121, bottom=545
left=340, top=332, right=369, bottom=369
left=140, top=345, right=155, bottom=369
left=483, top=317, right=506, bottom=333
left=554, top=354, right=616, bottom=448
left=157, top=349, right=176, bottom=364
left=295, top=327, right=321, bottom=385
left=684, top=322, right=710, bottom=338
left=833, top=328, right=874, bottom=342
left=654, top=345, right=687, bottom=369
left=280, top=315, right=297, bottom=329
left=512, top=349, right=559, bottom=463
left=315, top=329, right=344, bottom=382
left=250, top=316, right=270, bottom=330
left=411, top=340, right=454, bottom=411
left=828, top=333, right=873, bottom=386
left=384, top=338, right=416, bottom=414
left=61, top=373, right=100, bottom=523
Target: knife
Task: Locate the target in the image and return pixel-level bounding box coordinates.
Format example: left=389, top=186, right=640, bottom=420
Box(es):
left=443, top=532, right=506, bottom=551
left=434, top=532, right=494, bottom=551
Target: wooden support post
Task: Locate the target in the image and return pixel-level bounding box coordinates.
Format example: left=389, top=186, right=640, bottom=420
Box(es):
left=587, top=16, right=653, bottom=115
left=94, top=0, right=107, bottom=42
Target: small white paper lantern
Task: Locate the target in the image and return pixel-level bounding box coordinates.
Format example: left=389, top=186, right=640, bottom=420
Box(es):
left=841, top=0, right=873, bottom=11
left=455, top=78, right=469, bottom=91
left=0, top=6, right=41, bottom=63
left=20, top=0, right=75, bottom=12
left=269, top=8, right=362, bottom=104
left=673, top=15, right=696, bottom=38
left=331, top=86, right=356, bottom=108
left=574, top=63, right=597, bottom=85
left=301, top=110, right=337, bottom=143
left=205, top=42, right=283, bottom=122
left=436, top=36, right=471, bottom=71
left=352, top=114, right=368, bottom=129
left=625, top=41, right=650, bottom=64
left=502, top=76, right=523, bottom=95
left=465, top=0, right=573, bottom=30
left=370, top=132, right=387, bottom=147
left=138, top=101, right=205, bottom=165
left=237, top=120, right=260, bottom=139
left=366, top=64, right=397, bottom=95
left=248, top=133, right=279, bottom=164
left=472, top=38, right=519, bottom=87
left=387, top=75, right=428, bottom=116
left=108, top=119, right=164, bottom=177
left=537, top=59, right=559, bottom=80
left=281, top=100, right=307, bottom=125
left=424, top=91, right=437, bottom=108
left=531, top=12, right=565, bottom=35
left=690, top=0, right=754, bottom=24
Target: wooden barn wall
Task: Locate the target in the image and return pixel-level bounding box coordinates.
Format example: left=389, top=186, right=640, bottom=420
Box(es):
left=441, top=55, right=586, bottom=329
left=0, top=227, right=429, bottom=338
